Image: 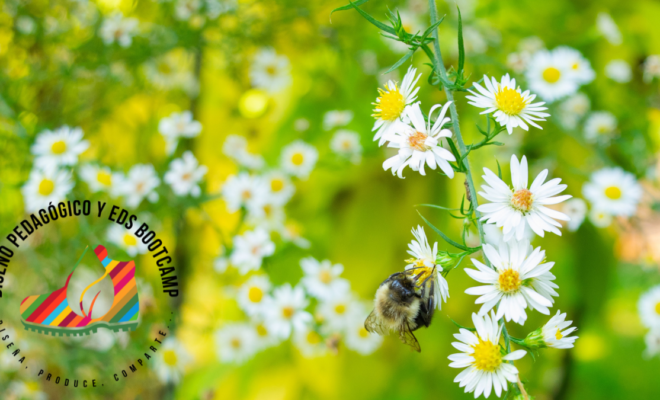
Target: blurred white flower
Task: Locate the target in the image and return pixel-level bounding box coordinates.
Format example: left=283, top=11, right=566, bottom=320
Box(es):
left=251, top=320, right=281, bottom=351
left=323, top=110, right=354, bottom=131
left=643, top=55, right=660, bottom=83
left=118, top=164, right=160, bottom=207
left=215, top=323, right=258, bottom=364
left=7, top=381, right=47, bottom=400
left=483, top=223, right=534, bottom=247
left=526, top=49, right=580, bottom=102
left=344, top=305, right=383, bottom=355
left=16, top=16, right=36, bottom=34
left=478, top=154, right=571, bottom=241
left=542, top=310, right=578, bottom=349
left=221, top=172, right=268, bottom=212
left=280, top=140, right=318, bottom=179
left=293, top=324, right=327, bottom=357
left=246, top=198, right=285, bottom=232
left=213, top=254, right=229, bottom=273
left=518, top=36, right=545, bottom=54
left=330, top=129, right=362, bottom=164
left=467, top=74, right=549, bottom=135
left=249, top=48, right=291, bottom=93
left=383, top=102, right=456, bottom=178
left=371, top=66, right=420, bottom=145
left=582, top=167, right=641, bottom=217
left=506, top=52, right=529, bottom=74
left=562, top=198, right=587, bottom=232
left=588, top=208, right=612, bottom=228
left=465, top=240, right=557, bottom=325
left=175, top=0, right=202, bottom=21
left=583, top=111, right=617, bottom=143
left=554, top=46, right=595, bottom=85
left=31, top=126, right=89, bottom=170
left=448, top=312, right=526, bottom=398
left=230, top=228, right=275, bottom=274
left=644, top=327, right=660, bottom=358
left=300, top=257, right=346, bottom=301
left=153, top=338, right=192, bottom=384
left=265, top=284, right=312, bottom=340
left=99, top=12, right=139, bottom=48
left=21, top=168, right=74, bottom=213
left=316, top=285, right=358, bottom=332
left=605, top=59, right=632, bottom=83
left=462, top=26, right=488, bottom=55
left=164, top=151, right=207, bottom=197
left=597, top=13, right=622, bottom=45
left=405, top=225, right=449, bottom=308
left=107, top=223, right=148, bottom=257
left=236, top=275, right=272, bottom=317
left=280, top=221, right=311, bottom=249
left=294, top=118, right=310, bottom=132
left=262, top=170, right=295, bottom=205
left=639, top=285, right=660, bottom=329
left=158, top=111, right=202, bottom=155
left=143, top=50, right=198, bottom=94
left=79, top=164, right=123, bottom=197
left=558, top=93, right=590, bottom=129
left=222, top=135, right=265, bottom=170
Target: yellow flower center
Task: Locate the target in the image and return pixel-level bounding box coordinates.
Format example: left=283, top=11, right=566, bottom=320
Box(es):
left=318, top=270, right=333, bottom=284
left=282, top=306, right=294, bottom=319
left=655, top=301, right=660, bottom=315
left=556, top=328, right=564, bottom=340
left=38, top=179, right=55, bottom=196
left=163, top=350, right=178, bottom=366
left=358, top=327, right=369, bottom=338
left=291, top=153, right=304, bottom=166
left=342, top=140, right=352, bottom=150
left=495, top=87, right=527, bottom=116
left=270, top=178, right=284, bottom=192
left=542, top=67, right=561, bottom=83
left=256, top=324, right=268, bottom=336
left=97, top=171, right=112, bottom=186
left=263, top=204, right=272, bottom=216
left=306, top=331, right=322, bottom=344
left=604, top=186, right=622, bottom=200
left=471, top=339, right=502, bottom=372
left=248, top=287, right=263, bottom=303
left=511, top=188, right=533, bottom=212
left=408, top=131, right=428, bottom=151
left=230, top=338, right=242, bottom=349
left=266, top=65, right=277, bottom=76
left=123, top=234, right=137, bottom=246
left=334, top=304, right=346, bottom=315
left=51, top=140, right=67, bottom=154
left=25, top=382, right=40, bottom=392
left=572, top=63, right=579, bottom=70
left=498, top=269, right=522, bottom=293
left=181, top=172, right=192, bottom=181
left=241, top=190, right=252, bottom=200
left=373, top=84, right=406, bottom=121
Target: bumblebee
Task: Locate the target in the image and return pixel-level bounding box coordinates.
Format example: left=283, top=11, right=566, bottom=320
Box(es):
left=364, top=266, right=436, bottom=352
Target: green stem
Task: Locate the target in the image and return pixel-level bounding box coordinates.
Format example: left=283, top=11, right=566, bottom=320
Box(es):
left=502, top=323, right=513, bottom=359
left=427, top=0, right=489, bottom=266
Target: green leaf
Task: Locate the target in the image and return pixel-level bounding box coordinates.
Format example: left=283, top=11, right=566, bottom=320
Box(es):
left=456, top=6, right=465, bottom=75
left=330, top=0, right=370, bottom=20
left=420, top=16, right=445, bottom=43
left=384, top=49, right=415, bottom=73
left=332, top=0, right=396, bottom=34
left=417, top=210, right=480, bottom=252
left=416, top=204, right=461, bottom=211
left=496, top=159, right=502, bottom=179
left=447, top=316, right=476, bottom=332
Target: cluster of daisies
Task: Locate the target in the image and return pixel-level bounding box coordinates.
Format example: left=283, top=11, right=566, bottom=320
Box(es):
left=215, top=257, right=382, bottom=363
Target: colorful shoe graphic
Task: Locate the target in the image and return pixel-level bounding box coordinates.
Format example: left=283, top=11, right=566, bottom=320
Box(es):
left=20, top=245, right=140, bottom=336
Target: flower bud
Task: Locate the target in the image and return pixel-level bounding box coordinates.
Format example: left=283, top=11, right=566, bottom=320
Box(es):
left=522, top=328, right=547, bottom=350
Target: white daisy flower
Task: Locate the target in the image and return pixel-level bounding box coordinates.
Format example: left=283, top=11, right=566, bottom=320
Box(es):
left=371, top=66, right=421, bottom=145
left=597, top=13, right=622, bottom=45
left=344, top=305, right=383, bottom=355
left=478, top=154, right=572, bottom=241
left=158, top=111, right=202, bottom=155
left=558, top=93, right=590, bottom=129
left=99, top=12, right=139, bottom=48
left=583, top=111, right=617, bottom=143
left=293, top=324, right=327, bottom=358
left=588, top=208, right=613, bottom=228
left=221, top=172, right=268, bottom=213
left=16, top=16, right=36, bottom=35
left=644, top=327, right=660, bottom=358
left=280, top=140, right=318, bottom=179
left=605, top=59, right=632, bottom=83
left=153, top=338, right=192, bottom=384
left=466, top=74, right=550, bottom=135
left=174, top=0, right=202, bottom=21
left=252, top=320, right=282, bottom=351
left=382, top=102, right=456, bottom=178
left=323, top=110, right=354, bottom=131
left=465, top=240, right=557, bottom=325
left=541, top=310, right=578, bottom=349
left=230, top=228, right=275, bottom=274
left=215, top=323, right=258, bottom=364
left=639, top=285, right=660, bottom=329
left=246, top=199, right=285, bottom=232
left=506, top=52, right=529, bottom=74
left=526, top=49, right=579, bottom=102
left=143, top=50, right=198, bottom=94
left=448, top=311, right=527, bottom=398
left=316, top=285, right=357, bottom=332
left=300, top=257, right=346, bottom=301
left=222, top=135, right=265, bottom=170
left=330, top=129, right=362, bottom=164
left=236, top=275, right=272, bottom=317
left=262, top=170, right=295, bottom=205
left=562, top=198, right=587, bottom=232
left=483, top=223, right=535, bottom=247
left=280, top=221, right=311, bottom=249
left=79, top=164, right=123, bottom=197
left=582, top=167, right=641, bottom=217
left=31, top=126, right=89, bottom=170
left=118, top=164, right=160, bottom=207
left=21, top=168, right=74, bottom=213
left=405, top=225, right=450, bottom=308
left=643, top=55, right=660, bottom=83
left=164, top=151, right=207, bottom=197
left=249, top=48, right=292, bottom=93
left=265, top=284, right=313, bottom=340
left=553, top=46, right=595, bottom=85
left=213, top=256, right=229, bottom=273
left=107, top=224, right=148, bottom=257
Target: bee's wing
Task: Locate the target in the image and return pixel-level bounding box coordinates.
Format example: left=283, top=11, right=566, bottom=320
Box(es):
left=399, top=320, right=421, bottom=352
left=364, top=309, right=387, bottom=335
